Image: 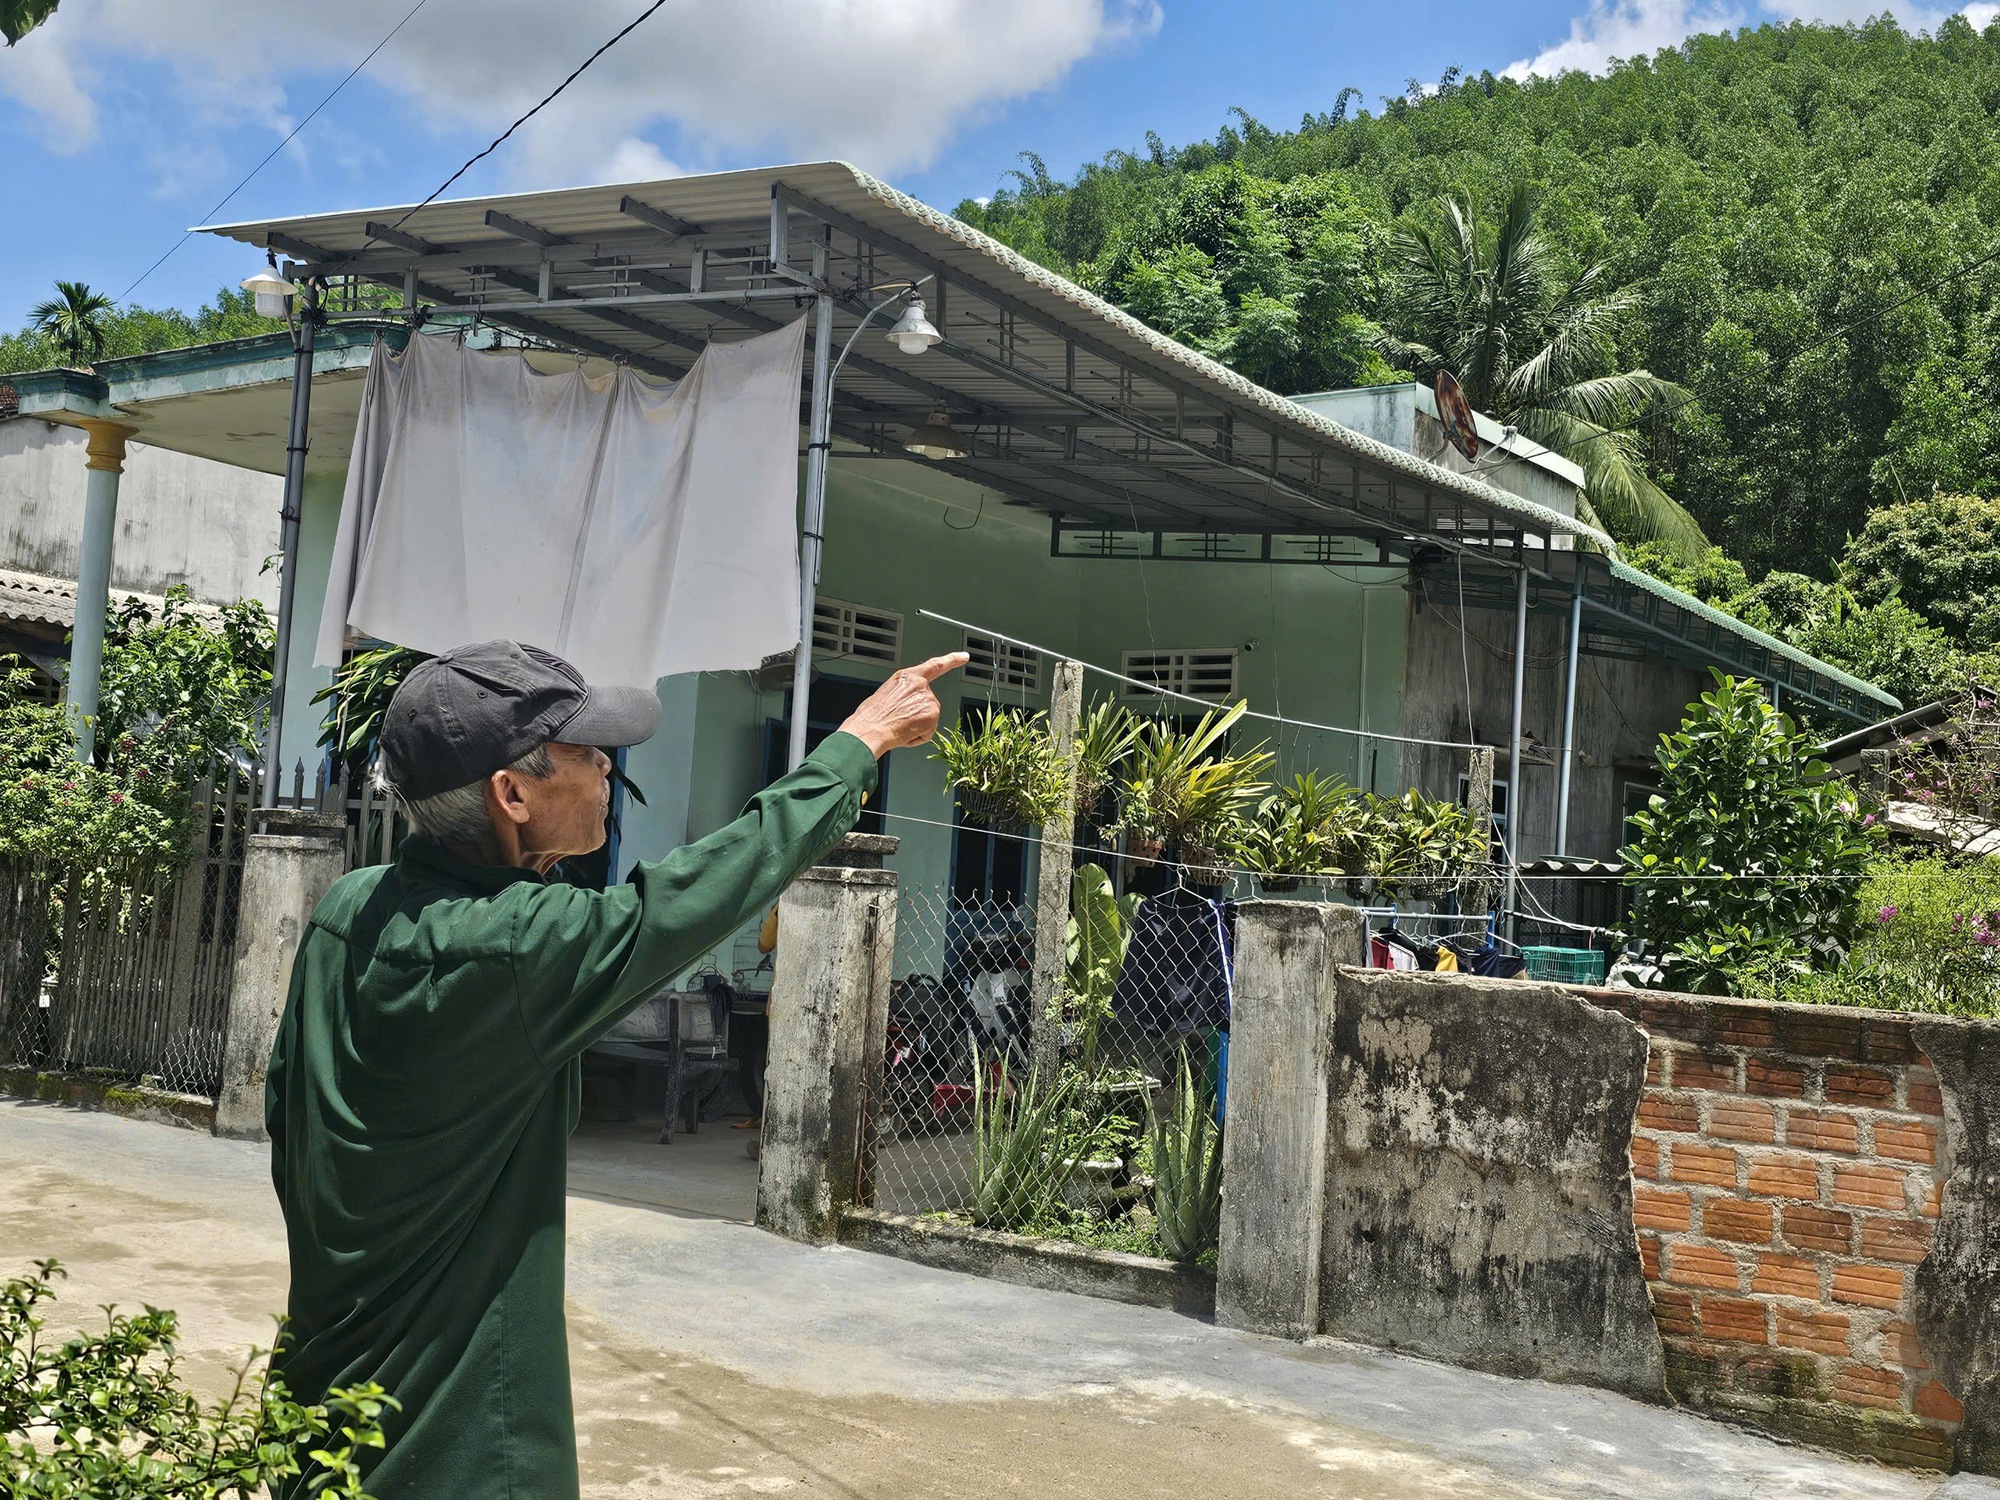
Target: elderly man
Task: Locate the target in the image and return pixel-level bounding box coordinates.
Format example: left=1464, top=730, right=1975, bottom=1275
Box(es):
left=266, top=639, right=964, bottom=1498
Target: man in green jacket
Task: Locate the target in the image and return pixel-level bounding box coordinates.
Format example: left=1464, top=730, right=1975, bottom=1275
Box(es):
left=267, top=638, right=964, bottom=1497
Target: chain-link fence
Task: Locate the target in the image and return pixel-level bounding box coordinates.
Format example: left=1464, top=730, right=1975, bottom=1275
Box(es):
left=869, top=870, right=1230, bottom=1262
left=0, top=765, right=256, bottom=1099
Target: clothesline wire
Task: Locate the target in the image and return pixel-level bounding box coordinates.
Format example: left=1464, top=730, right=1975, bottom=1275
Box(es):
left=915, top=607, right=1493, bottom=754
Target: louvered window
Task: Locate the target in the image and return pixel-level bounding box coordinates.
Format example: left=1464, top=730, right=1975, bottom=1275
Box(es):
left=1121, top=648, right=1238, bottom=702
left=813, top=597, right=902, bottom=666
left=962, top=632, right=1041, bottom=692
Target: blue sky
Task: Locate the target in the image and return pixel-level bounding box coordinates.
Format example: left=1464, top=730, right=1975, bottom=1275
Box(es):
left=2, top=0, right=1993, bottom=330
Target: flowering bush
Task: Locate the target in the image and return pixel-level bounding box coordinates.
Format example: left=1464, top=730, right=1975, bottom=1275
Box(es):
left=1786, top=855, right=2000, bottom=1016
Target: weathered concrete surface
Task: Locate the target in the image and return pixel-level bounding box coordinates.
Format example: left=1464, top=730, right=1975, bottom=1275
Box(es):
left=1916, top=1018, right=2000, bottom=1474
left=0, top=1066, right=214, bottom=1130
left=842, top=1206, right=1216, bottom=1316
left=1218, top=900, right=1364, bottom=1338
left=1, top=1098, right=1947, bottom=1500
left=1322, top=969, right=1668, bottom=1400
left=212, top=812, right=346, bottom=1141
left=756, top=862, right=895, bottom=1242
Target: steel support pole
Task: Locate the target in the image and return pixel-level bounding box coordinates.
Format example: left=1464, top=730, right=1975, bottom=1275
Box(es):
left=788, top=291, right=835, bottom=771
left=262, top=283, right=318, bottom=808
left=1502, top=568, right=1529, bottom=940
left=1555, top=572, right=1583, bottom=856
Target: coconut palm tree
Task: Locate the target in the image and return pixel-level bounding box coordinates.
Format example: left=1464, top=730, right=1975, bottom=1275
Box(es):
left=30, top=280, right=114, bottom=368
left=1376, top=184, right=1708, bottom=560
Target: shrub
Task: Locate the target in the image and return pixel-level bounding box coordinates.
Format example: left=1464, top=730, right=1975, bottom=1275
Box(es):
left=1148, top=1051, right=1224, bottom=1264
left=1786, top=856, right=2000, bottom=1016
left=0, top=1258, right=394, bottom=1498
left=1623, top=672, right=1878, bottom=985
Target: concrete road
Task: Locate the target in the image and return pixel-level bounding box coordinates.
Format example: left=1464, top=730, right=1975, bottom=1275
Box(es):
left=0, top=1097, right=1961, bottom=1500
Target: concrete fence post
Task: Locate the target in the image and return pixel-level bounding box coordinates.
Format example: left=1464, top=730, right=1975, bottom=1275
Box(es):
left=213, top=809, right=347, bottom=1141
left=1216, top=899, right=1365, bottom=1339
left=757, top=834, right=899, bottom=1244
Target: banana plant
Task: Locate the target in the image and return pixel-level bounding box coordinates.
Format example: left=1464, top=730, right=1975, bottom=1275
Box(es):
left=1149, top=1049, right=1225, bottom=1263
left=1065, top=863, right=1142, bottom=1073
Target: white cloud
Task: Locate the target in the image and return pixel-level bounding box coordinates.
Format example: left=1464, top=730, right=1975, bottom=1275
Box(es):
left=1507, top=0, right=1998, bottom=80
left=1, top=0, right=1162, bottom=188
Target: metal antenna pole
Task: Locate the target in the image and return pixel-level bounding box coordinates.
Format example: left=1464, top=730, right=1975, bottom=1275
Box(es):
left=789, top=288, right=835, bottom=771
left=262, top=278, right=318, bottom=808
left=1502, top=567, right=1529, bottom=940
left=1555, top=569, right=1583, bottom=855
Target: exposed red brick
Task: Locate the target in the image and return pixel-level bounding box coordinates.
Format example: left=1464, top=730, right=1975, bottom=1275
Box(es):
left=1676, top=1051, right=1742, bottom=1094
left=1785, top=1108, right=1861, bottom=1155
left=1745, top=1057, right=1808, bottom=1098
left=1906, top=1070, right=1943, bottom=1117
left=1699, top=1295, right=1771, bottom=1345
left=1708, top=1097, right=1777, bottom=1144
left=1783, top=1014, right=1870, bottom=1062
left=1667, top=1241, right=1742, bottom=1290
left=1861, top=1022, right=1921, bottom=1066
left=1751, top=1252, right=1821, bottom=1300
left=1915, top=1380, right=1965, bottom=1423
left=1703, top=1197, right=1775, bottom=1245
left=1710, top=1005, right=1779, bottom=1050
left=1832, top=1263, right=1907, bottom=1311
left=1924, top=1178, right=1943, bottom=1217
left=1634, top=1186, right=1692, bottom=1233
left=1650, top=1285, right=1697, bottom=1339
left=1646, top=1044, right=1672, bottom=1088
left=1639, top=1232, right=1661, bottom=1280
left=1746, top=1152, right=1820, bottom=1200
left=1630, top=1136, right=1661, bottom=1181
left=1832, top=1362, right=1906, bottom=1411
left=1640, top=997, right=1707, bottom=1041
left=1638, top=1095, right=1699, bottom=1134
left=1775, top=1306, right=1851, bottom=1357
left=1834, top=1163, right=1911, bottom=1213
left=1874, top=1118, right=1941, bottom=1166
left=1780, top=1204, right=1855, bottom=1255
left=1881, top=1320, right=1929, bottom=1370
left=1824, top=1063, right=1896, bottom=1107
left=1861, top=1216, right=1936, bottom=1266
left=1671, top=1143, right=1740, bottom=1189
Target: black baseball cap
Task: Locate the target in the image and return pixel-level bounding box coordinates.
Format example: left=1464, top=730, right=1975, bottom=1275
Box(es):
left=379, top=640, right=660, bottom=800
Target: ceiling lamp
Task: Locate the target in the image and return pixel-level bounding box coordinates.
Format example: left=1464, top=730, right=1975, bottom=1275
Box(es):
left=883, top=299, right=942, bottom=355
left=905, top=405, right=971, bottom=461
left=241, top=257, right=296, bottom=319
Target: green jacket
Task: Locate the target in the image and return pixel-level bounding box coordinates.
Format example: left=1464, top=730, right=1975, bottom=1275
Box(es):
left=266, top=732, right=877, bottom=1498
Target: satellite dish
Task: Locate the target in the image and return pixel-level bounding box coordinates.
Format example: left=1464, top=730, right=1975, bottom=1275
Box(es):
left=1434, top=370, right=1481, bottom=462
left=752, top=650, right=818, bottom=694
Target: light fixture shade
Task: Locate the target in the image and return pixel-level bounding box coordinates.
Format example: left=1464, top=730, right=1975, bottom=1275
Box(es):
left=241, top=265, right=296, bottom=319
left=883, top=299, right=941, bottom=355
left=905, top=405, right=971, bottom=461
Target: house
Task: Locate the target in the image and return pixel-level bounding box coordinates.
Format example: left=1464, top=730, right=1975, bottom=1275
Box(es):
left=2, top=162, right=1897, bottom=928
left=0, top=394, right=280, bottom=690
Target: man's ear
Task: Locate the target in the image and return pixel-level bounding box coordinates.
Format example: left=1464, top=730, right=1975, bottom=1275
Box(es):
left=487, top=768, right=533, bottom=827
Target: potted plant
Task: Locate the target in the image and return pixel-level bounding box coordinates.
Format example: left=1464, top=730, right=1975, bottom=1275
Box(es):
left=1115, top=702, right=1270, bottom=881
left=932, top=709, right=1069, bottom=829
left=1236, top=773, right=1362, bottom=892
left=1371, top=788, right=1489, bottom=902
left=1072, top=699, right=1141, bottom=831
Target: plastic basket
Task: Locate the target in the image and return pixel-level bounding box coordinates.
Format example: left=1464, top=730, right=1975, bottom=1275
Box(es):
left=1522, top=945, right=1608, bottom=985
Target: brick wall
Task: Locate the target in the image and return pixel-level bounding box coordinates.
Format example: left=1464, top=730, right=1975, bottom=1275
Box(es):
left=1589, top=990, right=1956, bottom=1469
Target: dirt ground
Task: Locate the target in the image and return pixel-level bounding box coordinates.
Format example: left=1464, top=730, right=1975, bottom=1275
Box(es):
left=0, top=1099, right=1946, bottom=1500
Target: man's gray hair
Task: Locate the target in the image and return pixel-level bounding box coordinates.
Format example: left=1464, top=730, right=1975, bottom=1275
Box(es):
left=381, top=744, right=554, bottom=859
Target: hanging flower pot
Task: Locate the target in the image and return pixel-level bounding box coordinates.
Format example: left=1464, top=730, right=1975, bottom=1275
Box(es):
left=932, top=709, right=1069, bottom=831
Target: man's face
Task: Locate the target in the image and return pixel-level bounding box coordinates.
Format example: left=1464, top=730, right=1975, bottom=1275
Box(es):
left=512, top=742, right=613, bottom=866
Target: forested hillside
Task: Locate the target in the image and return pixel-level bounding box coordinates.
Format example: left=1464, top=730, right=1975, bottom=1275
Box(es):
left=958, top=15, right=2000, bottom=648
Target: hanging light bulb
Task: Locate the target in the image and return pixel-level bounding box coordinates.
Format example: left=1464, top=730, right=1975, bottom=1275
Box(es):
left=241, top=256, right=296, bottom=320
left=904, top=404, right=971, bottom=461
left=883, top=298, right=942, bottom=355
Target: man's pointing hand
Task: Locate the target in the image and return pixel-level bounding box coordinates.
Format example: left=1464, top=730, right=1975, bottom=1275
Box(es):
left=839, top=652, right=971, bottom=758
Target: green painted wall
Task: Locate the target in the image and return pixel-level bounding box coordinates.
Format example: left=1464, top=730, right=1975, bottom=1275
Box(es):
left=275, top=472, right=343, bottom=787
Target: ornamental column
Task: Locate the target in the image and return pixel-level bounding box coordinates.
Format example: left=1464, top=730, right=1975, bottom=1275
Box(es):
left=68, top=419, right=137, bottom=762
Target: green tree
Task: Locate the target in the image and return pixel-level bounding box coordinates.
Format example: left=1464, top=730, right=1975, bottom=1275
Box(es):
left=1376, top=184, right=1708, bottom=558
left=1, top=0, right=58, bottom=44
left=1623, top=672, right=1879, bottom=991
left=0, top=284, right=286, bottom=376
left=1845, top=493, right=2000, bottom=652
left=29, top=280, right=113, bottom=367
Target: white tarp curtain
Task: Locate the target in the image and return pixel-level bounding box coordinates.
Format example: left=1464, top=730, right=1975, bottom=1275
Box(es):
left=316, top=318, right=807, bottom=687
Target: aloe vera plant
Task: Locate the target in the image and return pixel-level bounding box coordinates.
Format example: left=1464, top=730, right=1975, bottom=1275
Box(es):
left=1148, top=1050, right=1225, bottom=1263
left=969, top=1046, right=1131, bottom=1230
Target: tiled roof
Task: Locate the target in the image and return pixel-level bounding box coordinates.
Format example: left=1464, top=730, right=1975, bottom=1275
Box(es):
left=0, top=568, right=253, bottom=631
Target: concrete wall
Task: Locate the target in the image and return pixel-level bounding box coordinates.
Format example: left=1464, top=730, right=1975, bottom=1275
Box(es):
left=0, top=416, right=281, bottom=607
left=1399, top=592, right=1708, bottom=862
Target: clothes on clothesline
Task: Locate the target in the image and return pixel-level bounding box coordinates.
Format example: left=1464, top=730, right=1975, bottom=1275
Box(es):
left=1112, top=886, right=1235, bottom=1035
left=1367, top=915, right=1522, bottom=977
left=318, top=320, right=807, bottom=686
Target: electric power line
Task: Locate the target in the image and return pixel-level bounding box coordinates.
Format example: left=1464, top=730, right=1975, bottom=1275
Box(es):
left=119, top=0, right=431, bottom=301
